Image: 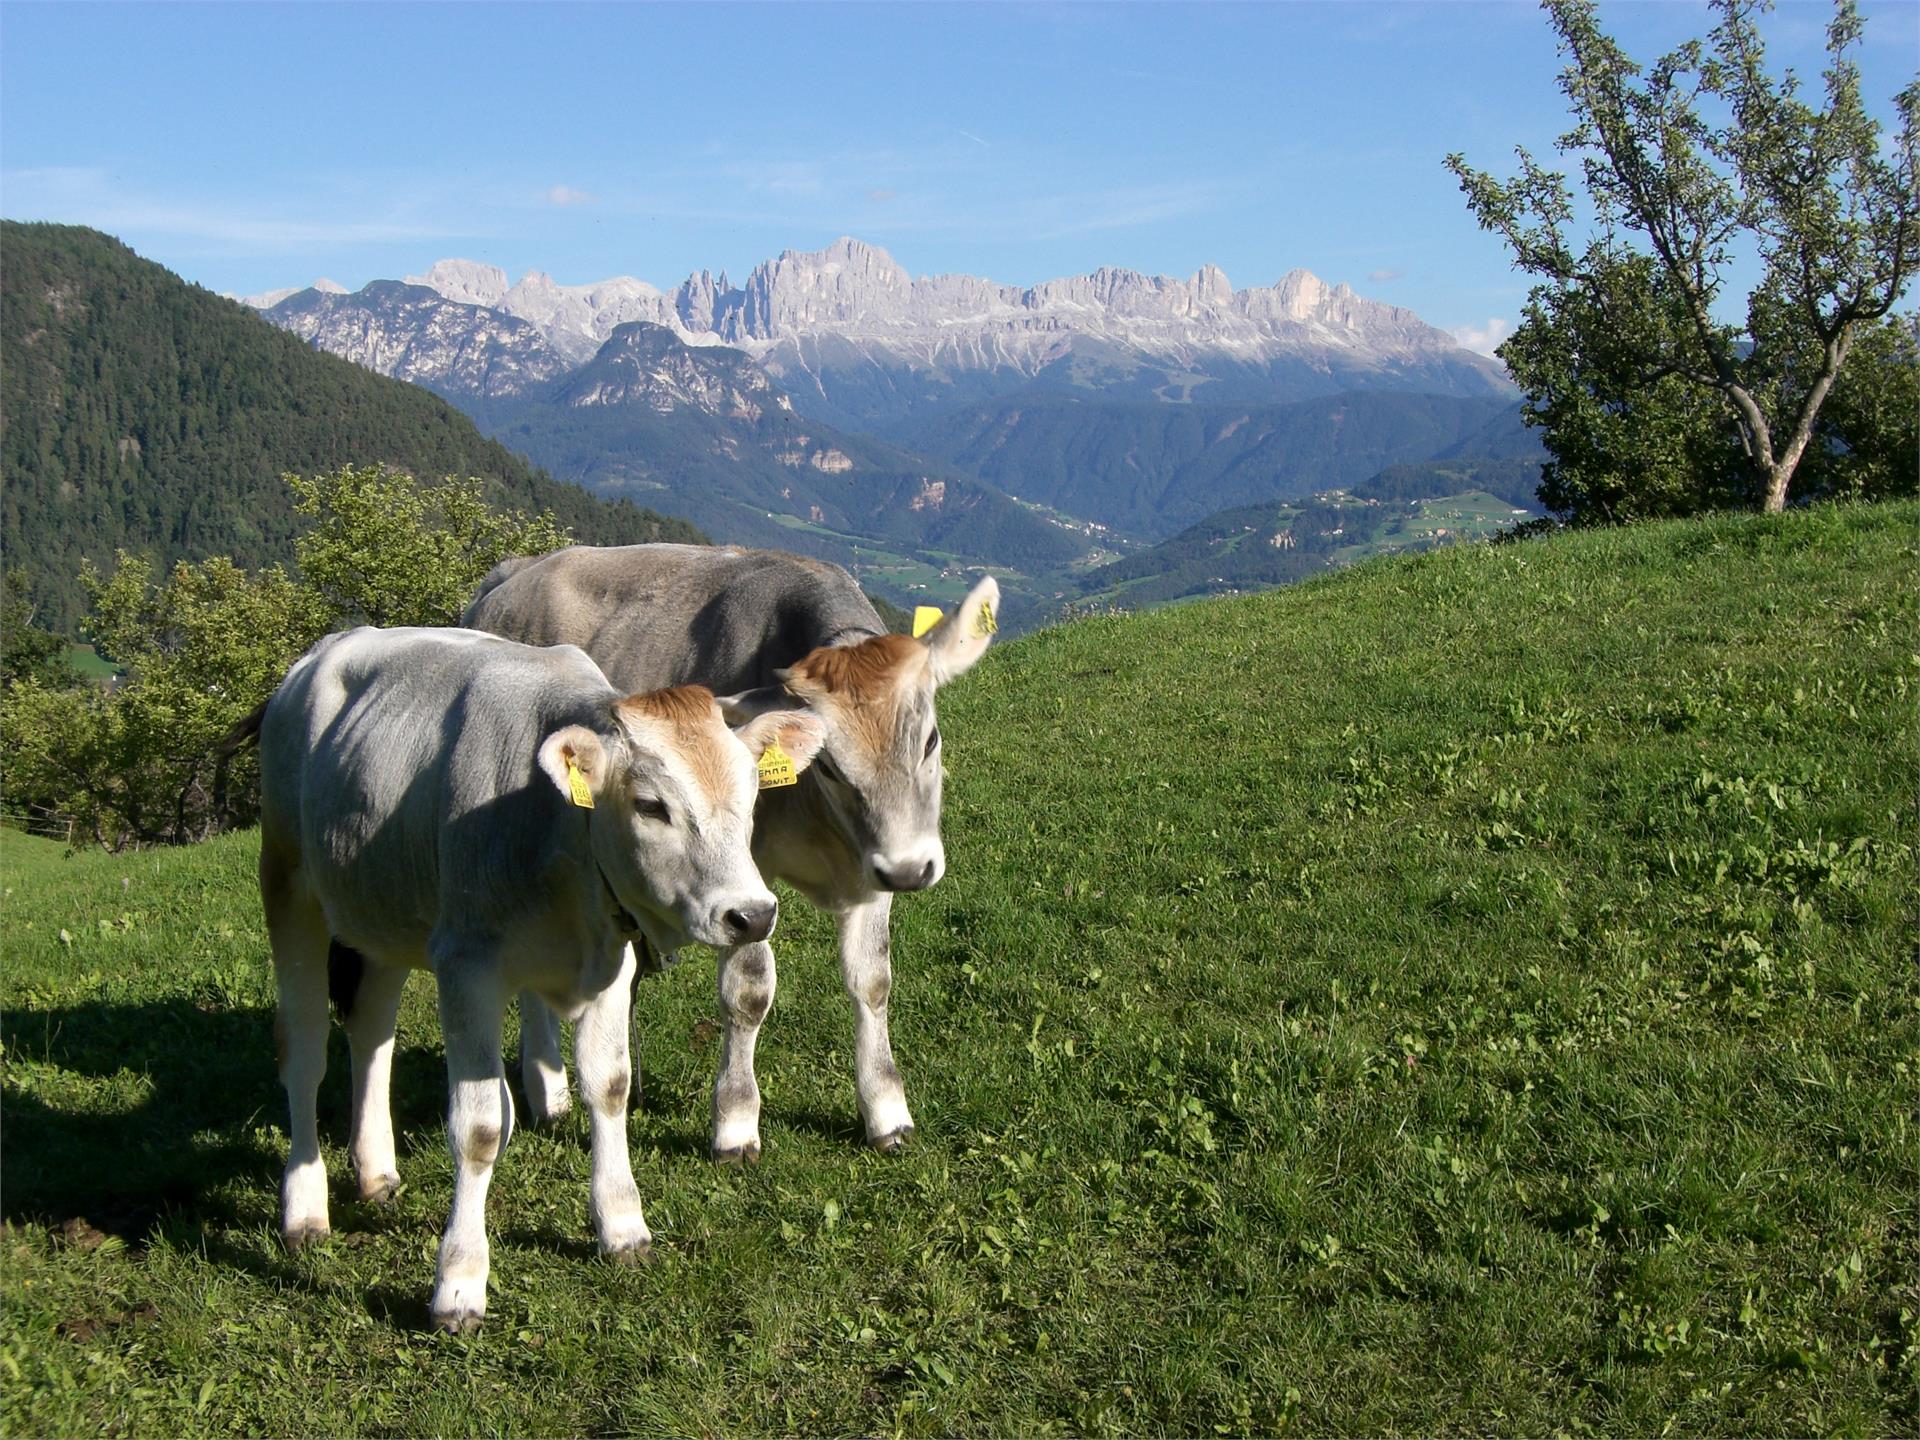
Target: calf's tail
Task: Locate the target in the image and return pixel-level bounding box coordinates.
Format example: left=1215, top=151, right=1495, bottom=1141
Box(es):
left=220, top=698, right=270, bottom=756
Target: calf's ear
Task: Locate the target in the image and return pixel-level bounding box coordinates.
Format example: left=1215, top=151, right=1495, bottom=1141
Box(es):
left=732, top=710, right=826, bottom=776
left=716, top=684, right=804, bottom=724
left=924, top=575, right=1000, bottom=686
left=538, top=725, right=608, bottom=803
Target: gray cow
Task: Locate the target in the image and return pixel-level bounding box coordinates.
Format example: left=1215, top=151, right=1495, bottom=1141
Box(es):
left=464, top=544, right=998, bottom=1161
left=252, top=625, right=821, bottom=1331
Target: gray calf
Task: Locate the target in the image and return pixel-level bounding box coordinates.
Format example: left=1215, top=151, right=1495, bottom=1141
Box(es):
left=253, top=626, right=820, bottom=1330
left=464, top=544, right=998, bottom=1160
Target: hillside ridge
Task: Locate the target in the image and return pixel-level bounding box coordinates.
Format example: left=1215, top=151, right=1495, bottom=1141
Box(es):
left=1, top=224, right=705, bottom=629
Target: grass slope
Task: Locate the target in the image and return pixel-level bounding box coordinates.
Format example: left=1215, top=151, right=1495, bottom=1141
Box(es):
left=3, top=502, right=1914, bottom=1435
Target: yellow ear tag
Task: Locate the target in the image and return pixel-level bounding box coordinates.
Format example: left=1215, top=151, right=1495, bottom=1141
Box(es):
left=758, top=740, right=798, bottom=789
left=974, top=599, right=998, bottom=638
left=912, top=605, right=944, bottom=639
left=566, top=757, right=594, bottom=809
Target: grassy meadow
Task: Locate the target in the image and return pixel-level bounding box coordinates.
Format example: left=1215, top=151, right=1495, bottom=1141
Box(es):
left=2, top=502, right=1915, bottom=1435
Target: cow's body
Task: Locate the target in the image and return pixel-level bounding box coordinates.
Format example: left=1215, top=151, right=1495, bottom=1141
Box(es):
left=464, top=544, right=999, bottom=1160
left=465, top=544, right=886, bottom=697
left=254, top=625, right=817, bottom=1330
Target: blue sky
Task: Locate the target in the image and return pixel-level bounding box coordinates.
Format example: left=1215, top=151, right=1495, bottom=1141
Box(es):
left=4, top=2, right=1914, bottom=355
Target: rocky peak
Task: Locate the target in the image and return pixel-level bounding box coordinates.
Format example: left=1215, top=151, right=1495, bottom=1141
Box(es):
left=265, top=280, right=570, bottom=398
left=404, top=259, right=508, bottom=309
left=237, top=277, right=345, bottom=309
left=496, top=270, right=670, bottom=364
left=1192, top=264, right=1234, bottom=308
left=553, top=322, right=783, bottom=419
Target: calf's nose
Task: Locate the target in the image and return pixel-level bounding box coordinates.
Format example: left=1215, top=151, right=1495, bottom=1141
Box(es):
left=724, top=900, right=778, bottom=944
left=875, top=858, right=938, bottom=893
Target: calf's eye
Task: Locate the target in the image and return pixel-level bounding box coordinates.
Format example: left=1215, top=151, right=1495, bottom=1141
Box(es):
left=633, top=795, right=671, bottom=823
left=923, top=726, right=941, bottom=760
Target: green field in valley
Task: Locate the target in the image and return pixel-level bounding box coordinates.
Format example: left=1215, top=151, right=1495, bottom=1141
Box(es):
left=60, top=646, right=119, bottom=683
left=2, top=502, right=1914, bottom=1435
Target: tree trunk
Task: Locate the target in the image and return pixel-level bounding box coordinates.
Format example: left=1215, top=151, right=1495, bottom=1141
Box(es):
left=1763, top=465, right=1793, bottom=513
left=1759, top=331, right=1852, bottom=516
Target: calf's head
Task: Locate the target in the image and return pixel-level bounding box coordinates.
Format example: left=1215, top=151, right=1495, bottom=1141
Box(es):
left=730, top=576, right=999, bottom=894
left=537, top=685, right=823, bottom=949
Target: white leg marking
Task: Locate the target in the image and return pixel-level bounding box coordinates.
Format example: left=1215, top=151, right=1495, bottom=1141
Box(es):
left=840, top=895, right=915, bottom=1150
left=429, top=960, right=507, bottom=1334
left=574, top=944, right=650, bottom=1260
left=344, top=963, right=410, bottom=1201
left=267, top=880, right=333, bottom=1249
left=711, top=939, right=776, bottom=1162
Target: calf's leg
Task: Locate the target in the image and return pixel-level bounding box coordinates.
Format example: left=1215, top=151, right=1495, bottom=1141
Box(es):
left=711, top=939, right=776, bottom=1163
left=516, top=988, right=571, bottom=1126
left=572, top=944, right=650, bottom=1260
left=264, top=850, right=334, bottom=1250
left=340, top=954, right=410, bottom=1202
left=838, top=895, right=914, bottom=1151
left=429, top=957, right=511, bottom=1334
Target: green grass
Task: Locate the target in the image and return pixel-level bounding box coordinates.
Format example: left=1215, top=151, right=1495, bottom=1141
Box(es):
left=3, top=502, right=1915, bottom=1435
left=61, top=645, right=119, bottom=683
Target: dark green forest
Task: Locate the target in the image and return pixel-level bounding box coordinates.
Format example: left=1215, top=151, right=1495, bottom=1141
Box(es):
left=1, top=224, right=704, bottom=630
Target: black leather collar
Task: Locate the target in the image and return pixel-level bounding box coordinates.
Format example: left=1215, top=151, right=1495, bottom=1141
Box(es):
left=596, top=856, right=644, bottom=938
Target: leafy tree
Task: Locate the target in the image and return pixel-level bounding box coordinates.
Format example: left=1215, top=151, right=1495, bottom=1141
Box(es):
left=291, top=464, right=570, bottom=627
left=1447, top=0, right=1918, bottom=518
left=3, top=555, right=327, bottom=848
left=1, top=465, right=576, bottom=848
left=1, top=571, right=71, bottom=688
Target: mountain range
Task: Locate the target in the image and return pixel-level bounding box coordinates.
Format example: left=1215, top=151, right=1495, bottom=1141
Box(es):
left=249, top=237, right=1541, bottom=621
left=257, top=237, right=1511, bottom=421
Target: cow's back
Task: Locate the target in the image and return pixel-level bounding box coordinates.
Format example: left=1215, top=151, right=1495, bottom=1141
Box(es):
left=259, top=627, right=611, bottom=953
left=464, top=544, right=884, bottom=694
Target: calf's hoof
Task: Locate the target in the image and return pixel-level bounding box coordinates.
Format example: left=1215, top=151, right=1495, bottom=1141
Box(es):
left=711, top=1140, right=762, bottom=1167
left=358, top=1173, right=404, bottom=1204
left=869, top=1124, right=915, bottom=1155
left=602, top=1239, right=654, bottom=1267
left=431, top=1306, right=484, bottom=1336
left=522, top=1092, right=571, bottom=1128
left=282, top=1222, right=330, bottom=1253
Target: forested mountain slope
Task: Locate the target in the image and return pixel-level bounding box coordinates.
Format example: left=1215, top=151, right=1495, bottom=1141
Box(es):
left=1, top=224, right=703, bottom=629
left=900, top=390, right=1528, bottom=537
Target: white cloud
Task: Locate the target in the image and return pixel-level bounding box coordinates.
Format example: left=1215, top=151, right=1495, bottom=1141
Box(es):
left=545, top=184, right=596, bottom=206
left=1, top=166, right=458, bottom=251
left=721, top=159, right=828, bottom=196
left=1367, top=267, right=1402, bottom=284
left=1450, top=316, right=1512, bottom=357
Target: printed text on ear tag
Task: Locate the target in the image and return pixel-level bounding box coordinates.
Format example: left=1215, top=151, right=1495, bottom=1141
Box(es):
left=758, top=740, right=798, bottom=789
left=912, top=605, right=944, bottom=639
left=566, top=757, right=594, bottom=809
left=974, top=599, right=997, bottom=638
